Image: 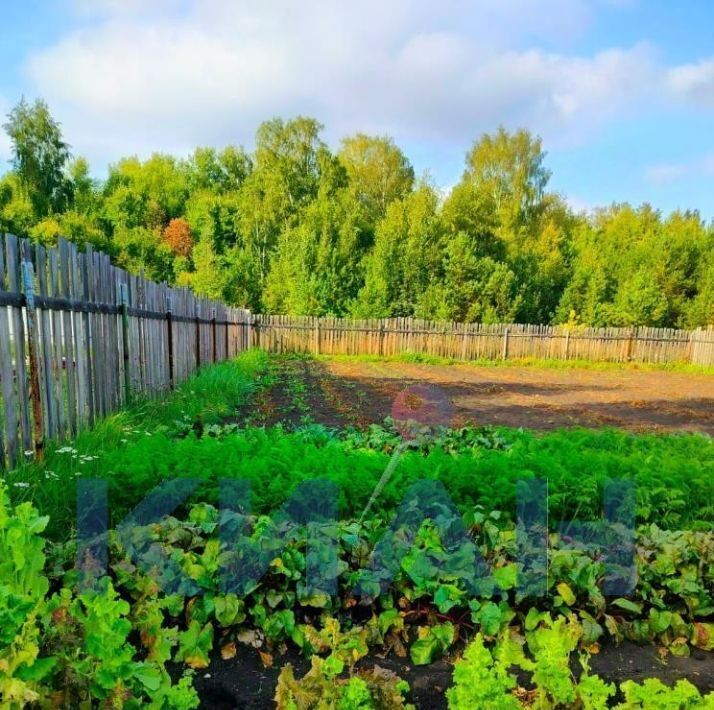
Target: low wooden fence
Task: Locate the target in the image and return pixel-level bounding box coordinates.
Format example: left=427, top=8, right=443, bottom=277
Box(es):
left=0, top=234, right=251, bottom=469
left=253, top=316, right=714, bottom=367
left=1, top=232, right=712, bottom=469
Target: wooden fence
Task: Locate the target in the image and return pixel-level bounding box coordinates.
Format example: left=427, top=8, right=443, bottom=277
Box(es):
left=0, top=234, right=251, bottom=469
left=1, top=233, right=712, bottom=469
left=253, top=315, right=714, bottom=367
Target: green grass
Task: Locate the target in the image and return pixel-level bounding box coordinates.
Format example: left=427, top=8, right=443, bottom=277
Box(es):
left=317, top=351, right=714, bottom=374
left=8, top=348, right=269, bottom=537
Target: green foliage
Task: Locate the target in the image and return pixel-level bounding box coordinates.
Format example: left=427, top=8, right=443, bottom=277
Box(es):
left=3, top=99, right=712, bottom=327
left=2, top=353, right=713, bottom=707
left=275, top=657, right=414, bottom=709
left=2, top=98, right=72, bottom=218
left=30, top=421, right=710, bottom=534
left=409, top=622, right=455, bottom=665
left=616, top=678, right=713, bottom=709
left=355, top=182, right=443, bottom=317
left=339, top=133, right=414, bottom=231
left=15, top=348, right=269, bottom=537
left=446, top=634, right=521, bottom=709
left=446, top=622, right=714, bottom=710
left=0, top=481, right=198, bottom=708
left=0, top=480, right=51, bottom=706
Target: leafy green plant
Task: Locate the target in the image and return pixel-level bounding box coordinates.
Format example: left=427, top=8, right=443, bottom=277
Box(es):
left=616, top=678, right=713, bottom=709
left=42, top=582, right=199, bottom=708
left=3, top=354, right=714, bottom=708
left=446, top=633, right=521, bottom=709
left=0, top=480, right=52, bottom=706
left=275, top=657, right=414, bottom=709
left=0, top=480, right=198, bottom=708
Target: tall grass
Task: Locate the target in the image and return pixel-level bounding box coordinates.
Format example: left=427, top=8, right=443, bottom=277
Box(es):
left=7, top=348, right=269, bottom=537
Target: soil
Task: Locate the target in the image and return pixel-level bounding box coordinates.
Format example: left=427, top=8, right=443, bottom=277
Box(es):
left=239, top=357, right=355, bottom=429
left=178, top=641, right=714, bottom=709
left=254, top=358, right=714, bottom=435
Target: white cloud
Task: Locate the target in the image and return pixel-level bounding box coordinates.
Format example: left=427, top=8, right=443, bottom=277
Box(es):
left=644, top=153, right=714, bottom=184
left=13, top=0, right=705, bottom=173
left=666, top=58, right=714, bottom=108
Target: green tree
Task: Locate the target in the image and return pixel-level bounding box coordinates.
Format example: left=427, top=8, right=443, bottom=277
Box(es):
left=681, top=247, right=714, bottom=328
left=0, top=173, right=35, bottom=235
left=421, top=232, right=522, bottom=323
left=606, top=268, right=669, bottom=326
left=264, top=189, right=362, bottom=315
left=354, top=183, right=443, bottom=317
left=457, top=126, right=550, bottom=242
left=237, top=117, right=340, bottom=287
left=3, top=98, right=72, bottom=217
left=188, top=146, right=252, bottom=193
left=339, top=133, right=414, bottom=232
left=177, top=239, right=231, bottom=301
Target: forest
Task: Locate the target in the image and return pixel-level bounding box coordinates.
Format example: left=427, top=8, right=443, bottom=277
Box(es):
left=1, top=98, right=712, bottom=328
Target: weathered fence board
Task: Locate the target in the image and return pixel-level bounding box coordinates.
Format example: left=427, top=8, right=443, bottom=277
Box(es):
left=252, top=315, right=714, bottom=367
left=0, top=234, right=251, bottom=469
left=0, top=244, right=18, bottom=467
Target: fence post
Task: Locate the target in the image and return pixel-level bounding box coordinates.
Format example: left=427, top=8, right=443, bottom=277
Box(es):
left=166, top=295, right=175, bottom=390
left=212, top=308, right=218, bottom=363
left=564, top=329, right=570, bottom=360
left=626, top=327, right=635, bottom=361
left=314, top=318, right=321, bottom=355
left=119, top=283, right=132, bottom=405
left=378, top=320, right=385, bottom=356
left=195, top=305, right=201, bottom=370
left=22, top=261, right=44, bottom=460
left=225, top=312, right=230, bottom=359
left=502, top=327, right=510, bottom=360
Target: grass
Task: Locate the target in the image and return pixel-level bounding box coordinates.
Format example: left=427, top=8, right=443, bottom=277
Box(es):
left=8, top=348, right=269, bottom=537
left=317, top=351, right=714, bottom=374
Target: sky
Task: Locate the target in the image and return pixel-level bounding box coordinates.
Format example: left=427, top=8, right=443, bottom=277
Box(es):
left=0, top=0, right=713, bottom=218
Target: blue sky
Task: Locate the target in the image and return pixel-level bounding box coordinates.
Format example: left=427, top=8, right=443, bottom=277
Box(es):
left=1, top=0, right=713, bottom=218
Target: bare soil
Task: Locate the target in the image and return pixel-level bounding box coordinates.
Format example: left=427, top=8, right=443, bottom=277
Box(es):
left=306, top=359, right=714, bottom=435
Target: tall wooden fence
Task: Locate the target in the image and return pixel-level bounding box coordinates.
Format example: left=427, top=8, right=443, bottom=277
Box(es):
left=0, top=234, right=251, bottom=469
left=253, top=315, right=714, bottom=367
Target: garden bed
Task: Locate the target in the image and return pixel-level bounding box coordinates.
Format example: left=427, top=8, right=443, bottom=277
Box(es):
left=4, top=351, right=713, bottom=709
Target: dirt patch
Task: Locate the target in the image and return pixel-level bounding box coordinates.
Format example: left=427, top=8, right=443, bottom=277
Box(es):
left=178, top=641, right=713, bottom=709
left=587, top=643, right=714, bottom=696
left=236, top=357, right=352, bottom=429
left=236, top=356, right=383, bottom=430
left=321, top=360, right=714, bottom=435
left=235, top=356, right=714, bottom=434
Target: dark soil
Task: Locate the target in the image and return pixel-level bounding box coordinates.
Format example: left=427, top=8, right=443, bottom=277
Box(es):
left=324, top=359, right=714, bottom=434
left=588, top=642, right=714, bottom=695
left=238, top=356, right=352, bottom=429
left=234, top=356, right=714, bottom=435
left=176, top=641, right=713, bottom=709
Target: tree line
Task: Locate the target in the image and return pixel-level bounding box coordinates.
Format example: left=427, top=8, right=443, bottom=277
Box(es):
left=1, top=98, right=712, bottom=328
